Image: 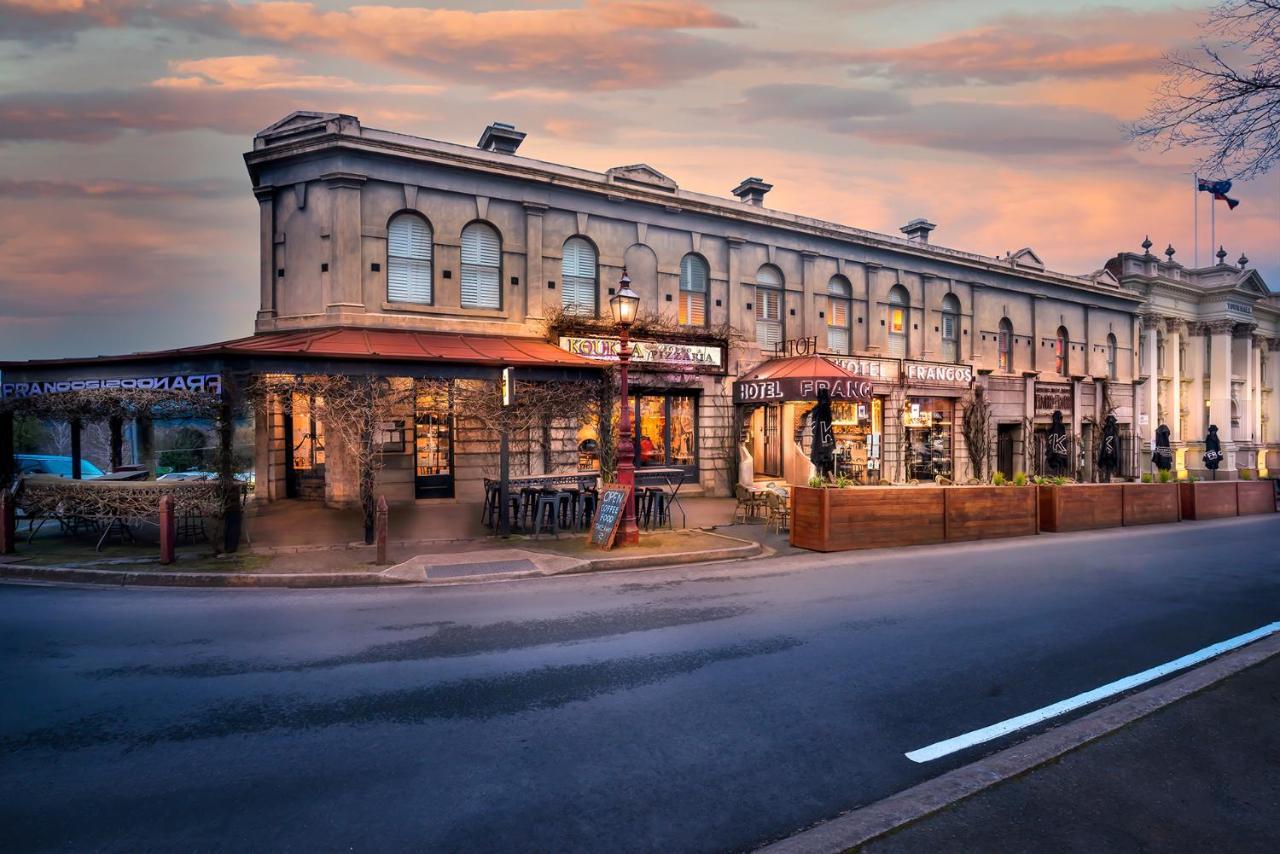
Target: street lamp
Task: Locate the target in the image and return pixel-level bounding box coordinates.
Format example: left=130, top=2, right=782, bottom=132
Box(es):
left=610, top=269, right=641, bottom=546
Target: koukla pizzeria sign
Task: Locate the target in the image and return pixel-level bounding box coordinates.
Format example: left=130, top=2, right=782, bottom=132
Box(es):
left=559, top=336, right=724, bottom=371
left=2, top=373, right=223, bottom=399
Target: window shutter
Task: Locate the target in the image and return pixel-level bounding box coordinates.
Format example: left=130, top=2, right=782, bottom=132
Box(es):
left=387, top=215, right=432, bottom=304
left=561, top=238, right=597, bottom=314
left=461, top=224, right=501, bottom=308
left=679, top=255, right=708, bottom=326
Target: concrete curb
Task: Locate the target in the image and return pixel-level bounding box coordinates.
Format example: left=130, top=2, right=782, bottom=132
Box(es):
left=0, top=531, right=762, bottom=589
left=757, top=631, right=1280, bottom=854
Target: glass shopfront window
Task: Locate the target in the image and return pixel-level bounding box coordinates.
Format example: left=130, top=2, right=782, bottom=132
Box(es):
left=902, top=397, right=954, bottom=481
left=831, top=397, right=884, bottom=483
left=576, top=390, right=699, bottom=481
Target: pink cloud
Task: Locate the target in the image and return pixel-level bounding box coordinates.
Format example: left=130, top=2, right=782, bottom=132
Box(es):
left=152, top=54, right=442, bottom=94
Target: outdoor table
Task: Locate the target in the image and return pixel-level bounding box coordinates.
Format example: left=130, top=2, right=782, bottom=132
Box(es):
left=634, top=466, right=688, bottom=529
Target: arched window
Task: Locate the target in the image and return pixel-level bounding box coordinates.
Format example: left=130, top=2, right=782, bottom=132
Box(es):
left=887, top=285, right=909, bottom=358
left=387, top=213, right=432, bottom=305
left=1055, top=326, right=1070, bottom=375
left=998, top=318, right=1014, bottom=373
left=754, top=265, right=784, bottom=349
left=1107, top=333, right=1118, bottom=380
left=460, top=222, right=501, bottom=309
left=679, top=253, right=708, bottom=326
left=941, top=293, right=960, bottom=363
left=561, top=237, right=597, bottom=315
left=826, top=275, right=852, bottom=355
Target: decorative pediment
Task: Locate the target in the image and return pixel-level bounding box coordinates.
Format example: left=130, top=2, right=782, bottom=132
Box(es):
left=1235, top=269, right=1270, bottom=297
left=1010, top=247, right=1045, bottom=270
left=1088, top=268, right=1120, bottom=287
left=606, top=163, right=678, bottom=192
left=254, top=111, right=359, bottom=149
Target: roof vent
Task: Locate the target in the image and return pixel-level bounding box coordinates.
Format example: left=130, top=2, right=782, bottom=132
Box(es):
left=900, top=218, right=937, bottom=244
left=478, top=122, right=526, bottom=155
left=732, top=177, right=772, bottom=207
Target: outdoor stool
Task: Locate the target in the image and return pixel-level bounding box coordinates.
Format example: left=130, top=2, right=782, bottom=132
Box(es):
left=533, top=493, right=566, bottom=538
left=481, top=480, right=499, bottom=527
left=560, top=488, right=582, bottom=528
left=578, top=489, right=598, bottom=529
left=642, top=487, right=669, bottom=530
left=519, top=487, right=542, bottom=529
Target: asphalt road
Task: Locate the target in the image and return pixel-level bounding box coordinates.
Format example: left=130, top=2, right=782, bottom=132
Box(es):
left=3, top=516, right=1278, bottom=853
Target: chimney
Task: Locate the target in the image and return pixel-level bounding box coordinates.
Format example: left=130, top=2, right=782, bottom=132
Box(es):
left=900, top=218, right=937, bottom=244
left=731, top=177, right=772, bottom=207
left=477, top=122, right=526, bottom=155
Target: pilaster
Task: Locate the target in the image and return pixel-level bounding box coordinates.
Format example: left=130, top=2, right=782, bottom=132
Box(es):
left=1207, top=320, right=1235, bottom=454
left=522, top=202, right=545, bottom=323
left=254, top=186, right=276, bottom=323
left=322, top=172, right=367, bottom=317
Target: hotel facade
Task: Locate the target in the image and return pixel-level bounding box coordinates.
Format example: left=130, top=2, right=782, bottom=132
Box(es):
left=4, top=111, right=1278, bottom=504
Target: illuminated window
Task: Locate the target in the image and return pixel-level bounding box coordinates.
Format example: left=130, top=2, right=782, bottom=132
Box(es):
left=888, top=285, right=909, bottom=358
left=998, top=318, right=1013, bottom=372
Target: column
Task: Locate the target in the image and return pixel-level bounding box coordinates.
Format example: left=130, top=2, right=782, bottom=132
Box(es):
left=136, top=415, right=155, bottom=477
left=1269, top=339, right=1280, bottom=445
left=70, top=417, right=82, bottom=480
left=1252, top=333, right=1265, bottom=443
left=1207, top=320, right=1235, bottom=458
left=109, top=415, right=124, bottom=472
left=1166, top=319, right=1183, bottom=442
left=254, top=186, right=276, bottom=321
left=0, top=411, right=13, bottom=488
left=1184, top=323, right=1207, bottom=442
left=1141, top=314, right=1160, bottom=444
left=322, top=172, right=367, bottom=317
left=521, top=203, right=545, bottom=323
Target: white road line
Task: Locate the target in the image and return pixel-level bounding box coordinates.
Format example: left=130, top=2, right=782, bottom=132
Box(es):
left=905, top=620, right=1280, bottom=764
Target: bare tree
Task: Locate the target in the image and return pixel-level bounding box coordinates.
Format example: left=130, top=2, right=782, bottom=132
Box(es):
left=1131, top=0, right=1280, bottom=179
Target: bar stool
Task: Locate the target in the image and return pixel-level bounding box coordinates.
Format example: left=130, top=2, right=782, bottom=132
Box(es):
left=642, top=487, right=669, bottom=530
left=578, top=488, right=599, bottom=529
left=560, top=487, right=582, bottom=528
left=533, top=492, right=569, bottom=538
left=480, top=479, right=498, bottom=528
left=519, top=487, right=542, bottom=530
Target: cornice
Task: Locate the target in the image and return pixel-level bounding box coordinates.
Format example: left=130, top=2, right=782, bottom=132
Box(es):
left=246, top=131, right=1143, bottom=307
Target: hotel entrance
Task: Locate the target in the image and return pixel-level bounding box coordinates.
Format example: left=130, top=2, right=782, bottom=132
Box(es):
left=285, top=392, right=326, bottom=499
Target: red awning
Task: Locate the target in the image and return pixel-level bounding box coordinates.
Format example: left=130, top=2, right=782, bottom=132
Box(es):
left=1, top=327, right=601, bottom=370
left=733, top=354, right=873, bottom=404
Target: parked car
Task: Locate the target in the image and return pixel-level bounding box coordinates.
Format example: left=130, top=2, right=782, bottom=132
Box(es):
left=157, top=471, right=217, bottom=482
left=16, top=455, right=105, bottom=479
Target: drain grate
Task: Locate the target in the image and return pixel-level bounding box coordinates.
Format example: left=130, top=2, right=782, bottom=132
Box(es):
left=426, top=558, right=538, bottom=579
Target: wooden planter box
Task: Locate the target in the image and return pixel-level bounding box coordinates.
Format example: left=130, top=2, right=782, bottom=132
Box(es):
left=1037, top=483, right=1124, bottom=533
left=1179, top=481, right=1238, bottom=520
left=1120, top=483, right=1181, bottom=526
left=789, top=485, right=1037, bottom=552
left=945, top=485, right=1039, bottom=542
left=1236, top=479, right=1276, bottom=516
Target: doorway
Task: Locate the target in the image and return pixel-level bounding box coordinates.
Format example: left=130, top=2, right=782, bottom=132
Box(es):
left=414, top=382, right=454, bottom=499
left=761, top=403, right=782, bottom=477
left=285, top=393, right=326, bottom=500
left=997, top=423, right=1020, bottom=479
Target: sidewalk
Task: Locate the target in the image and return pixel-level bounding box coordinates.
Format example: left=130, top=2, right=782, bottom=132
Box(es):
left=860, top=652, right=1280, bottom=853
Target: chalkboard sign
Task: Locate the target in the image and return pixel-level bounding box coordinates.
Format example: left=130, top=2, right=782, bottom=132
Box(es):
left=589, top=482, right=632, bottom=550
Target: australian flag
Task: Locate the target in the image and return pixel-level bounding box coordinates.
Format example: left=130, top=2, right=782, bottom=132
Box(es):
left=1198, top=178, right=1240, bottom=209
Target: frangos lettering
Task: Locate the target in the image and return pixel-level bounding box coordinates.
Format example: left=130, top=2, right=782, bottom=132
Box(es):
left=1, top=374, right=222, bottom=399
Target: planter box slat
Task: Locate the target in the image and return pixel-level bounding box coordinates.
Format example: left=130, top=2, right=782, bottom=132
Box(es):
left=1236, top=480, right=1276, bottom=516
left=1179, top=481, right=1238, bottom=520
left=1121, top=483, right=1181, bottom=526
left=1038, top=483, right=1124, bottom=533
left=947, top=486, right=1038, bottom=541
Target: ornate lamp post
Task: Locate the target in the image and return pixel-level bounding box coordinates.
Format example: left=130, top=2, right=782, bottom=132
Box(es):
left=610, top=269, right=641, bottom=546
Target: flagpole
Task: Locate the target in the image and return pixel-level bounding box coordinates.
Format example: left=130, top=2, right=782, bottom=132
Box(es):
left=1193, top=173, right=1199, bottom=267
left=1211, top=196, right=1216, bottom=263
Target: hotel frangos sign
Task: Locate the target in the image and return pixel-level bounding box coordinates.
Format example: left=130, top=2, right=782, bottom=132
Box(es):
left=903, top=361, right=974, bottom=386
left=2, top=373, right=223, bottom=399
left=734, top=377, right=873, bottom=404
left=559, top=336, right=724, bottom=372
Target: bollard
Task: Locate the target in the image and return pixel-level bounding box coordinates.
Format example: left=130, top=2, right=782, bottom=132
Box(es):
left=0, top=490, right=15, bottom=556
left=159, top=494, right=175, bottom=566
left=375, top=495, right=389, bottom=565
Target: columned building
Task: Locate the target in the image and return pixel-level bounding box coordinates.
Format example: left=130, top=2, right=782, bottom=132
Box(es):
left=1107, top=243, right=1280, bottom=477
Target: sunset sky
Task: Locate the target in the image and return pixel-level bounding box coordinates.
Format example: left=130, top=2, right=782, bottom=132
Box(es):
left=3, top=0, right=1278, bottom=360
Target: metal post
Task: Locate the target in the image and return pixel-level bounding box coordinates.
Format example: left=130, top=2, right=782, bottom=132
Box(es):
left=70, top=417, right=82, bottom=480
left=376, top=494, right=389, bottom=564
left=616, top=325, right=639, bottom=545
left=158, top=493, right=175, bottom=565
left=498, top=366, right=513, bottom=536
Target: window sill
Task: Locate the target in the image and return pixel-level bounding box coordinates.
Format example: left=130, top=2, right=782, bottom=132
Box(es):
left=382, top=302, right=507, bottom=319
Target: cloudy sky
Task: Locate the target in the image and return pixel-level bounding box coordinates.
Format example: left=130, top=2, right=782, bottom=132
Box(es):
left=2, top=0, right=1277, bottom=360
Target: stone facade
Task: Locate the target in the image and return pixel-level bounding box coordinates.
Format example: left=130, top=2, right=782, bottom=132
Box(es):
left=1106, top=244, right=1280, bottom=477
left=242, top=111, right=1151, bottom=500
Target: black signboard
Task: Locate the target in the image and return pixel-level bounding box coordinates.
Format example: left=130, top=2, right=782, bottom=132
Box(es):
left=589, top=482, right=633, bottom=550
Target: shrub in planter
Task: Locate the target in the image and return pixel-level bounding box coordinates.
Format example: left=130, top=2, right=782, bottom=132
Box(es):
left=1240, top=469, right=1254, bottom=480
left=807, top=475, right=826, bottom=489
left=1158, top=469, right=1173, bottom=483
left=1141, top=472, right=1153, bottom=483
left=992, top=471, right=1007, bottom=486
left=1013, top=471, right=1028, bottom=487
